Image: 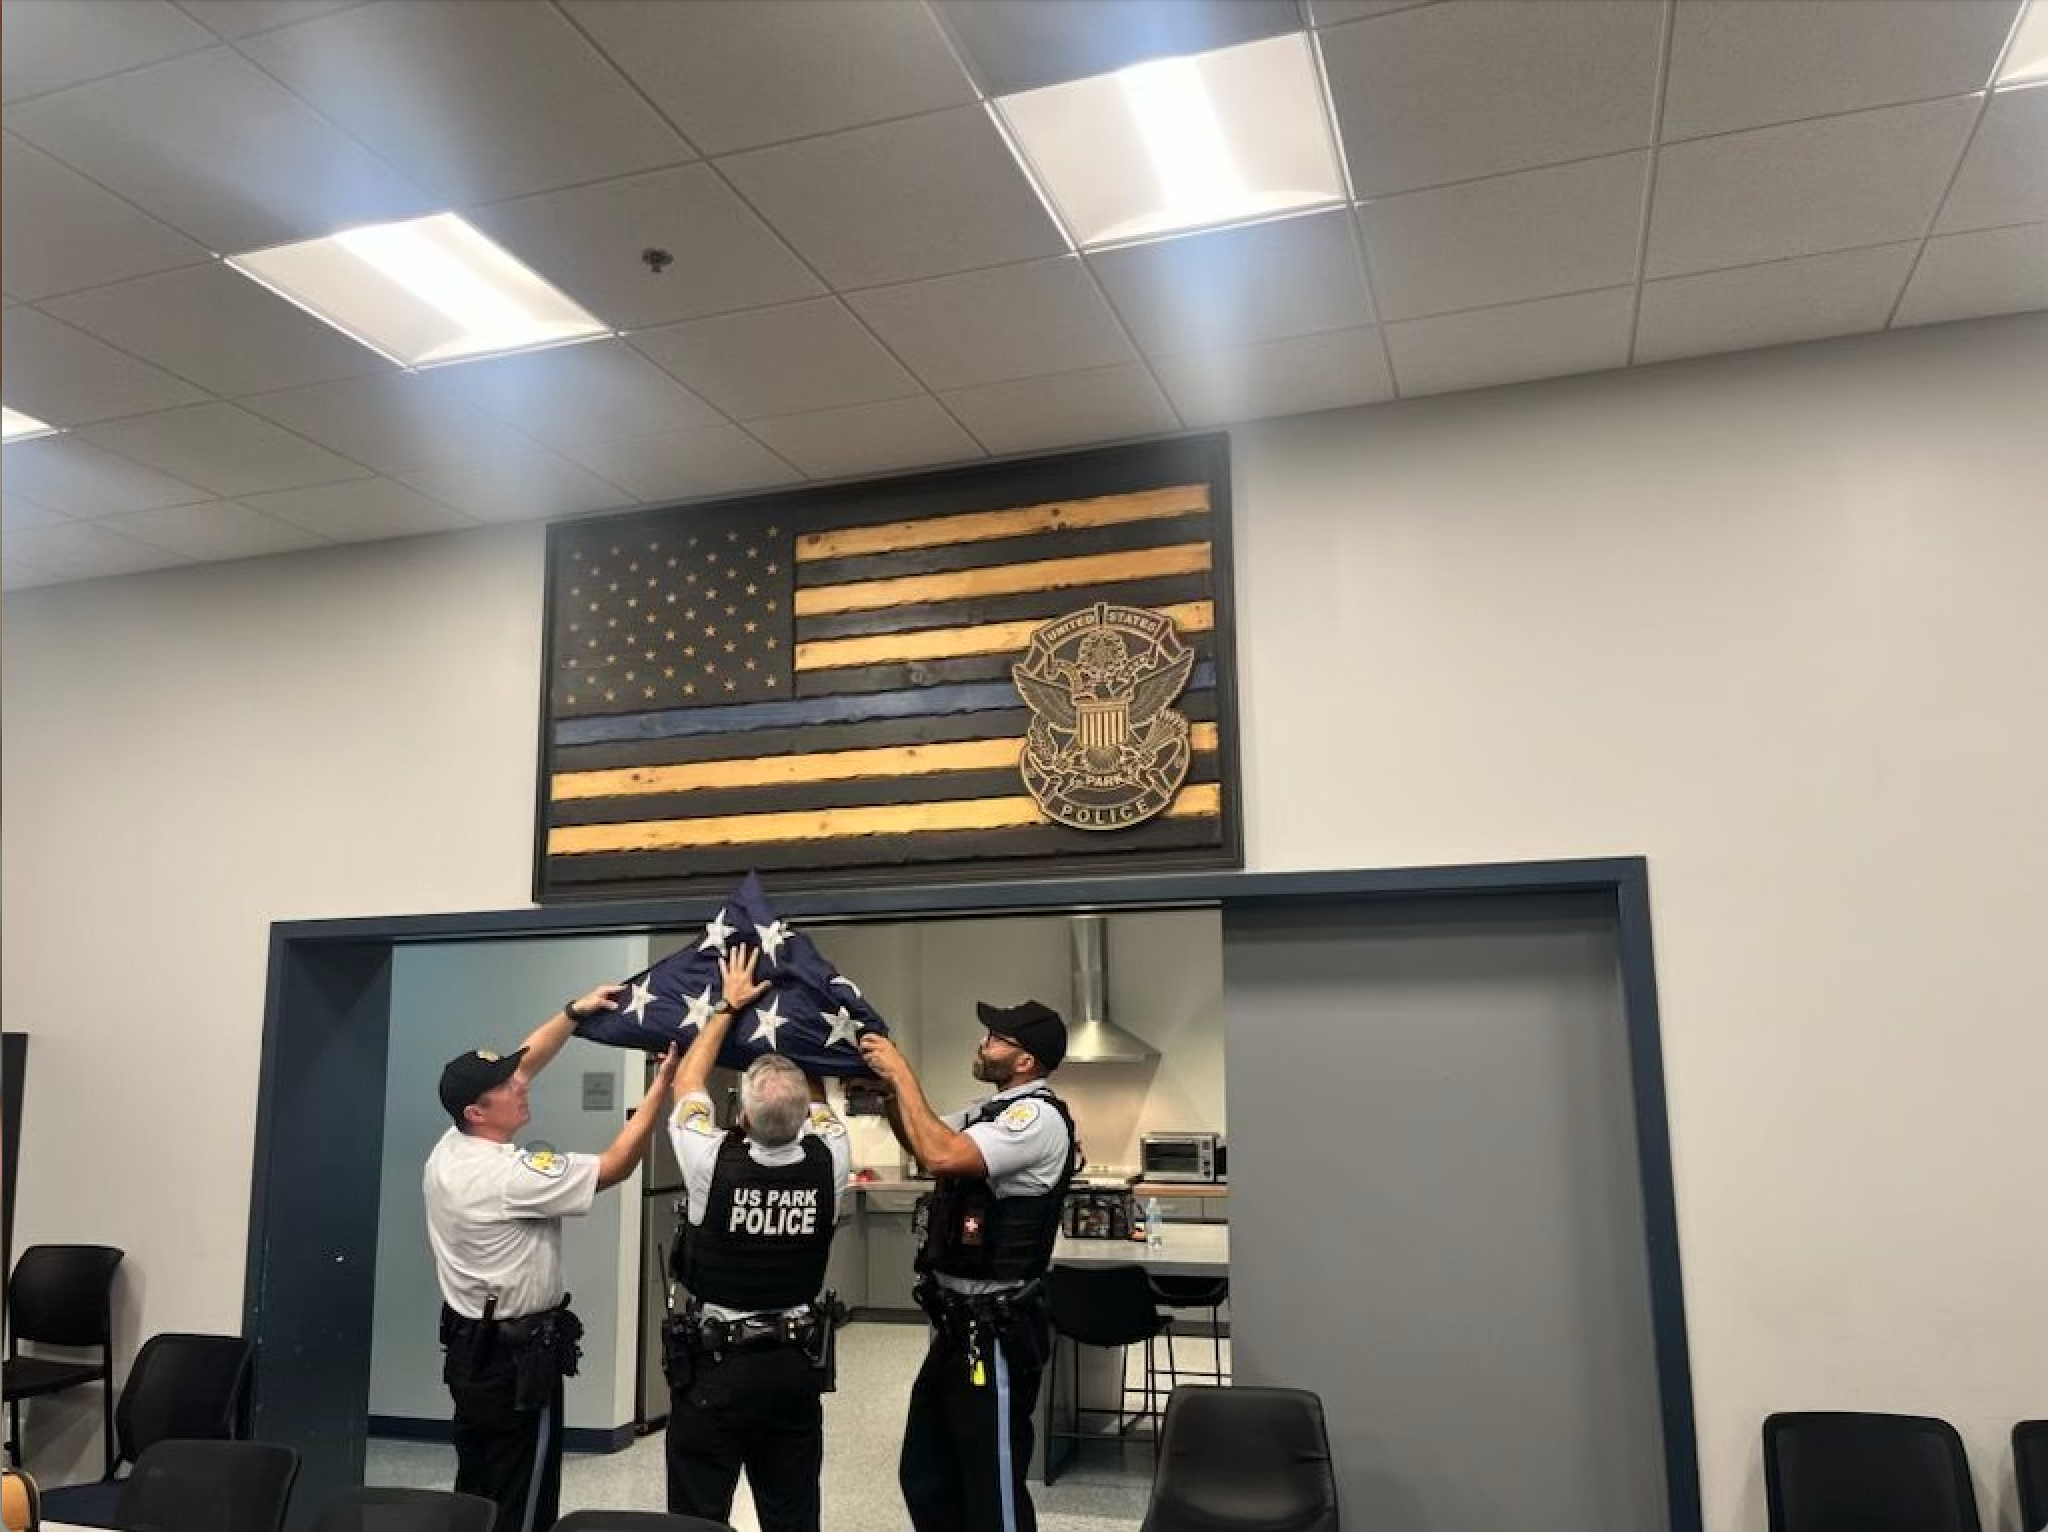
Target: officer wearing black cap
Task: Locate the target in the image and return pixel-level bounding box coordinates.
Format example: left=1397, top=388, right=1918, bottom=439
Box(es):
left=859, top=997, right=1079, bottom=1532
left=425, top=985, right=681, bottom=1532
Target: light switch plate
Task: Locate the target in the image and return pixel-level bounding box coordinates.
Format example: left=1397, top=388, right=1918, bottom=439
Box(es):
left=582, top=1072, right=615, bottom=1111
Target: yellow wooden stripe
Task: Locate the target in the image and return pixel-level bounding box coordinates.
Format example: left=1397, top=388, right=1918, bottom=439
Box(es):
left=796, top=484, right=1210, bottom=562
left=794, top=600, right=1213, bottom=672
left=549, top=782, right=1223, bottom=856
left=553, top=723, right=1222, bottom=802
left=793, top=543, right=1210, bottom=618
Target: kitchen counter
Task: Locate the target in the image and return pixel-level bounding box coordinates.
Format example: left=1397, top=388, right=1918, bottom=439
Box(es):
left=1053, top=1222, right=1229, bottom=1276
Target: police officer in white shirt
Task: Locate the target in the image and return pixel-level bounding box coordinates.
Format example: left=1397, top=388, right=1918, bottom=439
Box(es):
left=859, top=1000, right=1078, bottom=1532
left=663, top=946, right=851, bottom=1532
left=425, top=984, right=681, bottom=1532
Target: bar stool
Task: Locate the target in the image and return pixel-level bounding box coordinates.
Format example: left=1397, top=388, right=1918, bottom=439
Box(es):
left=1149, top=1275, right=1230, bottom=1385
left=1043, top=1265, right=1174, bottom=1485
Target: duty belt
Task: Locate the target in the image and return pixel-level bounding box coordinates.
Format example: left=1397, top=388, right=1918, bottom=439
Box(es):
left=691, top=1309, right=822, bottom=1353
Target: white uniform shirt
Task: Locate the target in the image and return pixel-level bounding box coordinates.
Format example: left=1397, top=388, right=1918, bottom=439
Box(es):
left=668, top=1089, right=852, bottom=1320
left=934, top=1079, right=1074, bottom=1294
left=424, top=1128, right=600, bottom=1319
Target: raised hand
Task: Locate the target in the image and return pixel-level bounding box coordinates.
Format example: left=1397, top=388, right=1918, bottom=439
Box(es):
left=719, top=944, right=772, bottom=1013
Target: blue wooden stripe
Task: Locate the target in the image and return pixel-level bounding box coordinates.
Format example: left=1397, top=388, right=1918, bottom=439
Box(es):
left=555, top=662, right=1217, bottom=748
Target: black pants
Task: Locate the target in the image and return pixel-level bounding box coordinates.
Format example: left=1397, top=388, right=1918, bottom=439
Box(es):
left=667, top=1344, right=825, bottom=1532
left=445, top=1330, right=563, bottom=1532
left=900, top=1318, right=1047, bottom=1532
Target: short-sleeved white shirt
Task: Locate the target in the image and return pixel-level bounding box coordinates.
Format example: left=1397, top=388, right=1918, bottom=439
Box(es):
left=424, top=1128, right=600, bottom=1319
left=667, top=1089, right=852, bottom=1320
left=946, top=1080, right=1072, bottom=1196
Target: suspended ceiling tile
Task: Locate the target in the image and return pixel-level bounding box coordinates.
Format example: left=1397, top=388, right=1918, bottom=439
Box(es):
left=629, top=299, right=923, bottom=421
left=471, top=165, right=825, bottom=333
left=172, top=1, right=364, bottom=42
left=559, top=425, right=802, bottom=504
left=73, top=402, right=371, bottom=498
left=1894, top=222, right=2048, bottom=327
left=718, top=107, right=1068, bottom=290
left=1636, top=242, right=1920, bottom=364
left=1646, top=96, right=1980, bottom=278
left=1662, top=0, right=2020, bottom=141
left=940, top=363, right=1180, bottom=455
left=397, top=451, right=633, bottom=525
left=2, top=494, right=71, bottom=532
left=100, top=499, right=332, bottom=560
left=747, top=397, right=985, bottom=480
left=1359, top=152, right=1648, bottom=322
left=1936, top=85, right=2048, bottom=234
left=936, top=0, right=1303, bottom=95
left=4, top=47, right=436, bottom=252
left=1386, top=287, right=1635, bottom=397
left=240, top=0, right=691, bottom=206
left=237, top=477, right=475, bottom=543
left=1, top=560, right=65, bottom=591
left=1151, top=326, right=1394, bottom=426
left=44, top=261, right=389, bottom=398
left=0, top=435, right=210, bottom=516
left=1, top=518, right=192, bottom=578
left=1, top=0, right=212, bottom=104
left=564, top=0, right=976, bottom=155
left=0, top=306, right=210, bottom=424
left=0, top=133, right=211, bottom=301
left=1322, top=0, right=1662, bottom=198
left=847, top=257, right=1137, bottom=392
left=433, top=341, right=725, bottom=452
left=1089, top=210, right=1372, bottom=357
left=242, top=372, right=545, bottom=476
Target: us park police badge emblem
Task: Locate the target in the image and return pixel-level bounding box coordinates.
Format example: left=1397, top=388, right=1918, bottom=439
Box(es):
left=1012, top=602, right=1196, bottom=831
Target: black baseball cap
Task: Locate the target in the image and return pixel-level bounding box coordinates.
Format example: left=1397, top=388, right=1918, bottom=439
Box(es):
left=439, top=1047, right=528, bottom=1124
left=976, top=999, right=1067, bottom=1072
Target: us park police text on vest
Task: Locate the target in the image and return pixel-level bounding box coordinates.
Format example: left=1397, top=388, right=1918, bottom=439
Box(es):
left=729, top=1185, right=821, bottom=1236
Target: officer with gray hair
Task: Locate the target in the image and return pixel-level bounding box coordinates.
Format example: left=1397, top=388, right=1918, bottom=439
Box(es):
left=663, top=945, right=851, bottom=1532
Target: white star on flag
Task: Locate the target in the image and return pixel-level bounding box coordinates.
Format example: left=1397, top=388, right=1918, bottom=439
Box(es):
left=823, top=1006, right=863, bottom=1049
left=681, top=985, right=719, bottom=1033
left=751, top=997, right=788, bottom=1050
left=757, top=919, right=791, bottom=967
left=624, top=979, right=657, bottom=1025
left=700, top=908, right=736, bottom=952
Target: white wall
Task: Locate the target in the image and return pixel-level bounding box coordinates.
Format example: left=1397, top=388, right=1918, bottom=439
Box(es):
left=4, top=314, right=2043, bottom=1525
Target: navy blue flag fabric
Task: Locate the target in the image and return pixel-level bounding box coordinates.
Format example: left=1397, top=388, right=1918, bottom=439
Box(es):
left=573, top=873, right=889, bottom=1077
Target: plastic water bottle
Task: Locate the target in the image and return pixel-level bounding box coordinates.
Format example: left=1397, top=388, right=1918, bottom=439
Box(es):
left=1146, top=1196, right=1165, bottom=1249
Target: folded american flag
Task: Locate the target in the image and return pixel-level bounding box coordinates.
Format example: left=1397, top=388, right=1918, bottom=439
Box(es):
left=573, top=872, right=889, bottom=1076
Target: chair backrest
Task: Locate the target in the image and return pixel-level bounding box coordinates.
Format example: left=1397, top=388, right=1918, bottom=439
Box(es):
left=6, top=1245, right=124, bottom=1349
left=117, top=1333, right=254, bottom=1468
left=313, top=1487, right=498, bottom=1532
left=1139, top=1384, right=1338, bottom=1532
left=1047, top=1264, right=1168, bottom=1347
left=550, top=1514, right=739, bottom=1532
left=1763, top=1412, right=1980, bottom=1532
left=115, top=1439, right=298, bottom=1532
left=2016, top=1420, right=2048, bottom=1532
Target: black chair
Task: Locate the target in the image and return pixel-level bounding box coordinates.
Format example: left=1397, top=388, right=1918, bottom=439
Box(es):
left=1044, top=1264, right=1174, bottom=1486
left=550, top=1513, right=740, bottom=1532
left=114, top=1439, right=298, bottom=1532
left=3, top=1244, right=125, bottom=1476
left=312, top=1487, right=498, bottom=1532
left=1139, top=1384, right=1338, bottom=1532
left=2016, top=1420, right=2048, bottom=1532
left=1148, top=1275, right=1230, bottom=1385
left=40, top=1333, right=255, bottom=1525
left=1762, top=1411, right=1980, bottom=1532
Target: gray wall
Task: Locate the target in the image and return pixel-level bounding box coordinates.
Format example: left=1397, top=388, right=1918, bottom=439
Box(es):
left=370, top=933, right=652, bottom=1431
left=1224, top=895, right=1666, bottom=1531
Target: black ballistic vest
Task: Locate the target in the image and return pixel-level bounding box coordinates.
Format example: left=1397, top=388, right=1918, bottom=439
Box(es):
left=681, top=1132, right=836, bottom=1311
left=917, top=1086, right=1078, bottom=1283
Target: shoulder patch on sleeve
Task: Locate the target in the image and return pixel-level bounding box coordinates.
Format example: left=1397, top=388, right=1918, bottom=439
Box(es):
left=998, top=1100, right=1042, bottom=1133
left=679, top=1099, right=720, bottom=1138
left=518, top=1145, right=567, bottom=1179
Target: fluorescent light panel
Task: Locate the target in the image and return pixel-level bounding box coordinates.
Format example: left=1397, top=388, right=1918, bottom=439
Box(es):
left=1997, top=0, right=2048, bottom=85
left=226, top=212, right=608, bottom=368
left=994, top=33, right=1346, bottom=250
left=2, top=407, right=61, bottom=442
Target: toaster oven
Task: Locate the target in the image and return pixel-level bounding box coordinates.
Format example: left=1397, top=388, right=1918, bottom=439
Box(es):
left=1139, top=1131, right=1221, bottom=1183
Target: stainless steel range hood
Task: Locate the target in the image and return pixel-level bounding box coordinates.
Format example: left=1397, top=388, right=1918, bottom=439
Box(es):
left=1064, top=915, right=1158, bottom=1064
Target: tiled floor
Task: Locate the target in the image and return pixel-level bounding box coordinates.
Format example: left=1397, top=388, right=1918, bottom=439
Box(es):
left=366, top=1320, right=1222, bottom=1531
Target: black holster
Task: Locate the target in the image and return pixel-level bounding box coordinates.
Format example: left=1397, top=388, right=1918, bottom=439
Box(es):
left=660, top=1312, right=696, bottom=1392
left=510, top=1303, right=583, bottom=1411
